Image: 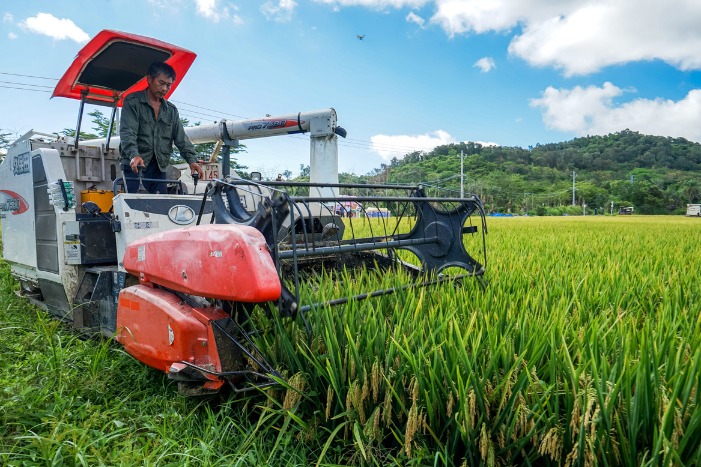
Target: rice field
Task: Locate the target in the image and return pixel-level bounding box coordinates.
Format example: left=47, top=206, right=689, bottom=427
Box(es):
left=1, top=215, right=700, bottom=465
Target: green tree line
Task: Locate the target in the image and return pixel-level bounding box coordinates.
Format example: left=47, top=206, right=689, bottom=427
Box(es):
left=356, top=130, right=701, bottom=215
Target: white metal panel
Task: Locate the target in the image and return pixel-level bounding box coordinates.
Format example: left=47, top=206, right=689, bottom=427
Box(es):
left=0, top=141, right=38, bottom=280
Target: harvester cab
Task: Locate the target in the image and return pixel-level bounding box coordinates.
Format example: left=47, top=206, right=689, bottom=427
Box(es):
left=0, top=30, right=488, bottom=395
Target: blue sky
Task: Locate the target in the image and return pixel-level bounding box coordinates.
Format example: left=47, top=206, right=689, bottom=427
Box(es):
left=1, top=0, right=700, bottom=177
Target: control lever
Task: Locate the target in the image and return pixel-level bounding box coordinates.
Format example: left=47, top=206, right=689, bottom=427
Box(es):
left=192, top=171, right=199, bottom=195
left=136, top=166, right=149, bottom=193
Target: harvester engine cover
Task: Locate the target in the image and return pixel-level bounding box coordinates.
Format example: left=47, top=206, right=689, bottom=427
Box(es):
left=122, top=224, right=281, bottom=301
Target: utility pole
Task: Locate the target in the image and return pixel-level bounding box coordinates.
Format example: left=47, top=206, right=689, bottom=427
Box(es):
left=572, top=171, right=576, bottom=206
left=460, top=150, right=464, bottom=198
left=610, top=201, right=614, bottom=215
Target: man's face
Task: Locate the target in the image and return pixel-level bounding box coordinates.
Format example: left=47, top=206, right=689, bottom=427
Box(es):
left=146, top=72, right=174, bottom=100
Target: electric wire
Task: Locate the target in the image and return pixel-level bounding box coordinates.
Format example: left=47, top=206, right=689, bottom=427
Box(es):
left=0, top=72, right=470, bottom=159
left=0, top=84, right=51, bottom=93
left=0, top=71, right=58, bottom=81
left=0, top=80, right=54, bottom=89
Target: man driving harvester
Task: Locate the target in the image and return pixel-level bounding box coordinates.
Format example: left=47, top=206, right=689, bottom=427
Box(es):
left=120, top=61, right=204, bottom=193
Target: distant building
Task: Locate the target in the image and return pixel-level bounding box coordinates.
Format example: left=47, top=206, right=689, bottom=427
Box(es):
left=618, top=206, right=634, bottom=215
left=335, top=201, right=363, bottom=218
left=365, top=207, right=391, bottom=218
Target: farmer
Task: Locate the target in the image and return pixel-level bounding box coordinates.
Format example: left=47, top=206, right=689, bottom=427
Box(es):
left=119, top=61, right=204, bottom=193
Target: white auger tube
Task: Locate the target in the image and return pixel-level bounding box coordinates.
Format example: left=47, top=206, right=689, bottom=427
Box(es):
left=82, top=108, right=342, bottom=196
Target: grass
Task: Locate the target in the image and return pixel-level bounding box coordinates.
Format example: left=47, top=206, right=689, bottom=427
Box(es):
left=1, top=215, right=700, bottom=465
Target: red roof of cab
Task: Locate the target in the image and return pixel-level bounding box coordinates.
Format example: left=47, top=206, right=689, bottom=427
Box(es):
left=53, top=30, right=196, bottom=107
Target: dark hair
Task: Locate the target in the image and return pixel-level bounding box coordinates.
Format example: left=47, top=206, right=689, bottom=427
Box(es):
left=147, top=62, right=176, bottom=80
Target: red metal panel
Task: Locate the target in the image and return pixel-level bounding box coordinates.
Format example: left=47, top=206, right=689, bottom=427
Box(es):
left=116, top=285, right=227, bottom=390
left=53, top=29, right=196, bottom=106
left=123, top=225, right=281, bottom=302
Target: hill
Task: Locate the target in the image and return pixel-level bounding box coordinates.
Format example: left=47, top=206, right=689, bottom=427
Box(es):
left=348, top=130, right=701, bottom=215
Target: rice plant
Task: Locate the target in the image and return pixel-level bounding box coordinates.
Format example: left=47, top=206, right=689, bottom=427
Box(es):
left=1, top=215, right=700, bottom=465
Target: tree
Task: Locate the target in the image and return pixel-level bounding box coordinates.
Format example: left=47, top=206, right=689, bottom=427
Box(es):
left=681, top=179, right=700, bottom=204
left=1, top=130, right=12, bottom=147
left=0, top=130, right=13, bottom=160
left=87, top=110, right=116, bottom=137
left=60, top=109, right=113, bottom=140
left=174, top=118, right=248, bottom=176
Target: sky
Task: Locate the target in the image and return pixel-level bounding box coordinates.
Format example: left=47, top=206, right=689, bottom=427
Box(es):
left=1, top=0, right=700, bottom=178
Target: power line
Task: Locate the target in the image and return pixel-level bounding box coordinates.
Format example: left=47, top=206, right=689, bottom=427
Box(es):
left=0, top=80, right=54, bottom=89
left=0, top=84, right=51, bottom=93
left=0, top=72, right=451, bottom=156
left=0, top=71, right=58, bottom=81
left=170, top=99, right=247, bottom=120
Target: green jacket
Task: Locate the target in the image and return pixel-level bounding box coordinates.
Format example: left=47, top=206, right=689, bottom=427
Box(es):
left=119, top=90, right=196, bottom=170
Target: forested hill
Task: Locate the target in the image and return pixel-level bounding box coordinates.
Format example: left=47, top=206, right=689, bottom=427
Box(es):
left=353, top=130, right=701, bottom=215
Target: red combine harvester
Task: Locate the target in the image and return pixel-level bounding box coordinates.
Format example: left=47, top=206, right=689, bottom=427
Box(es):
left=0, top=31, right=487, bottom=395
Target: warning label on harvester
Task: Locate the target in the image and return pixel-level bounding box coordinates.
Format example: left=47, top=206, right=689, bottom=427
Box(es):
left=64, top=241, right=81, bottom=264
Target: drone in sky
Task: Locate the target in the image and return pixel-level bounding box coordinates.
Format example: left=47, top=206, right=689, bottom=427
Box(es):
left=357, top=34, right=365, bottom=41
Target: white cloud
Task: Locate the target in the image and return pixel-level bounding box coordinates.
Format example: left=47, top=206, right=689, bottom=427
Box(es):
left=406, top=11, right=425, bottom=27
left=194, top=0, right=230, bottom=22
left=3, top=13, right=13, bottom=23
left=18, top=13, right=89, bottom=43
left=426, top=0, right=701, bottom=75
left=429, top=0, right=576, bottom=36
left=148, top=0, right=184, bottom=8
left=473, top=56, right=495, bottom=72
left=261, top=0, right=297, bottom=22
left=475, top=140, right=499, bottom=147
left=8, top=32, right=17, bottom=40
left=308, top=1, right=701, bottom=75
left=314, top=0, right=429, bottom=9
left=371, top=130, right=456, bottom=160
left=530, top=83, right=701, bottom=142
left=510, top=1, right=701, bottom=75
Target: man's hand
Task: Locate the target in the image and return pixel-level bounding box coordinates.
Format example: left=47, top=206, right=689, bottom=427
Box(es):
left=129, top=156, right=145, bottom=173
left=189, top=161, right=205, bottom=179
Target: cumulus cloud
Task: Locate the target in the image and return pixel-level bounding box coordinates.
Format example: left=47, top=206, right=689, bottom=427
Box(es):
left=18, top=13, right=89, bottom=43
left=510, top=1, right=701, bottom=75
left=406, top=11, right=425, bottom=27
left=530, top=83, right=701, bottom=142
left=370, top=130, right=456, bottom=160
left=194, top=0, right=230, bottom=22
left=3, top=13, right=13, bottom=23
left=261, top=0, right=297, bottom=22
left=310, top=0, right=701, bottom=75
left=426, top=0, right=701, bottom=75
left=314, top=0, right=429, bottom=9
left=473, top=56, right=495, bottom=72
left=429, top=0, right=575, bottom=36
left=8, top=32, right=17, bottom=40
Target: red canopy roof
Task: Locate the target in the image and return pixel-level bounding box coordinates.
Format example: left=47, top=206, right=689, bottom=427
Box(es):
left=53, top=30, right=196, bottom=107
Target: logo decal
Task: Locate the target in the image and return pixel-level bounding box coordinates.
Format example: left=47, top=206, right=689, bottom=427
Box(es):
left=12, top=153, right=30, bottom=175
left=168, top=205, right=196, bottom=225
left=0, top=190, right=29, bottom=215
left=246, top=119, right=295, bottom=131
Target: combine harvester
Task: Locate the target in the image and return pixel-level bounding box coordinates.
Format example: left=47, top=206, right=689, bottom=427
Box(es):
left=0, top=31, right=487, bottom=395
